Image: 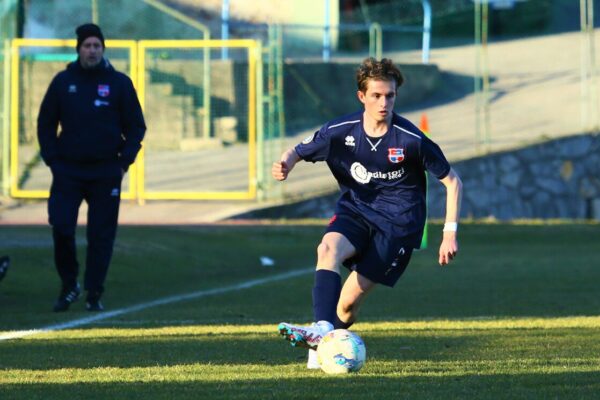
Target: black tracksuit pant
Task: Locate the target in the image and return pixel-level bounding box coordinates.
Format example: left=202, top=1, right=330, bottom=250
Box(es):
left=48, top=171, right=122, bottom=294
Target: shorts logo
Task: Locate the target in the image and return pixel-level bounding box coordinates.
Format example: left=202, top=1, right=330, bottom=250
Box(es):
left=98, top=84, right=110, bottom=97
left=302, top=133, right=316, bottom=144
left=388, top=148, right=405, bottom=163
left=344, top=136, right=355, bottom=147
left=110, top=188, right=120, bottom=197
left=387, top=247, right=406, bottom=274
left=68, top=84, right=77, bottom=93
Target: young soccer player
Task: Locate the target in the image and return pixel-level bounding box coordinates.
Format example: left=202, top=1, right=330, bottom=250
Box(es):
left=272, top=58, right=463, bottom=368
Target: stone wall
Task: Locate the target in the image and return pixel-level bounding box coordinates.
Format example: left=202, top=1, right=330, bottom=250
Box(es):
left=237, top=133, right=600, bottom=221
left=428, top=133, right=600, bottom=220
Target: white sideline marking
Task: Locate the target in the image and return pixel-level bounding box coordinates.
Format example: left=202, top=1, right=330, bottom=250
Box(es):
left=0, top=268, right=313, bottom=341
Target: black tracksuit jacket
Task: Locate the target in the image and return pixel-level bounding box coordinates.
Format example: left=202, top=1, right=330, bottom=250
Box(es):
left=37, top=58, right=146, bottom=178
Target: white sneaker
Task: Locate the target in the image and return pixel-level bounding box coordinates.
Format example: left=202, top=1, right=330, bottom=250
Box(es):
left=307, top=349, right=320, bottom=369
left=278, top=320, right=333, bottom=350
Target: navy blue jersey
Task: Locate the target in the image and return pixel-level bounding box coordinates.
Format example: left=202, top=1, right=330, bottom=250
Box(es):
left=295, top=110, right=450, bottom=247
left=38, top=59, right=146, bottom=177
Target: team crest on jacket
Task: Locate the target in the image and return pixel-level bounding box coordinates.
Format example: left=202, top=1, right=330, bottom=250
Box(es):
left=388, top=148, right=405, bottom=163
left=97, top=84, right=110, bottom=97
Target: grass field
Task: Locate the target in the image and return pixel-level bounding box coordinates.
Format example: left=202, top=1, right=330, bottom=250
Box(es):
left=1, top=222, right=600, bottom=399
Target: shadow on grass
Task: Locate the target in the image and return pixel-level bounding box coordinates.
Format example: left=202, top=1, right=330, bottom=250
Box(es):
left=3, top=371, right=600, bottom=400
left=2, top=328, right=600, bottom=370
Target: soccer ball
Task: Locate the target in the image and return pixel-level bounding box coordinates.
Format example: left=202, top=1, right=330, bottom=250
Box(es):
left=317, top=329, right=366, bottom=374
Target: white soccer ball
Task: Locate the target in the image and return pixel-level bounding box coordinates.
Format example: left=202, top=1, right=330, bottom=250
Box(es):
left=316, top=329, right=366, bottom=374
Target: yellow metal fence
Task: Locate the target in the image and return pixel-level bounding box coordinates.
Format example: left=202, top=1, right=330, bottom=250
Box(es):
left=9, top=38, right=259, bottom=201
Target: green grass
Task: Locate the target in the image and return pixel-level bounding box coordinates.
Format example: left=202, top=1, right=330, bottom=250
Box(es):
left=1, top=223, right=600, bottom=399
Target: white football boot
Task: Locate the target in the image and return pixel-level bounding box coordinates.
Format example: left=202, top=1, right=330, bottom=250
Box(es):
left=278, top=320, right=334, bottom=351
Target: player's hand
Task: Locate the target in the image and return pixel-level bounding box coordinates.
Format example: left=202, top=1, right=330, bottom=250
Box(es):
left=438, top=232, right=458, bottom=266
left=272, top=161, right=289, bottom=181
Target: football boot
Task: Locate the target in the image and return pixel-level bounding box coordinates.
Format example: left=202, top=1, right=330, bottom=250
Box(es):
left=278, top=321, right=333, bottom=350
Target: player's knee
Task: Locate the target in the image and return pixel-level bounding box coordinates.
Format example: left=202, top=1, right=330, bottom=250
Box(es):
left=317, top=241, right=343, bottom=265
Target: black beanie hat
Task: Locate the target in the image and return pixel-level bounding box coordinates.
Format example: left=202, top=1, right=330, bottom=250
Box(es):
left=75, top=23, right=105, bottom=52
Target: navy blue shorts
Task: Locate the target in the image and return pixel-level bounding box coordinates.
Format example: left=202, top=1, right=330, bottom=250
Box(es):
left=325, top=211, right=414, bottom=287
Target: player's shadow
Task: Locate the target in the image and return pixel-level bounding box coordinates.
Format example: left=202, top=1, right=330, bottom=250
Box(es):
left=2, top=370, right=598, bottom=398
left=0, top=327, right=542, bottom=370
left=0, top=331, right=476, bottom=369
left=3, top=328, right=597, bottom=397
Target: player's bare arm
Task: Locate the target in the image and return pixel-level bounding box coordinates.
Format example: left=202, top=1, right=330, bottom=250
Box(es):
left=438, top=168, right=463, bottom=266
left=272, top=148, right=301, bottom=181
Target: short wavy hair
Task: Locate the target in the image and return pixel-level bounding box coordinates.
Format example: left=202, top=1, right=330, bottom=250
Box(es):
left=356, top=57, right=404, bottom=93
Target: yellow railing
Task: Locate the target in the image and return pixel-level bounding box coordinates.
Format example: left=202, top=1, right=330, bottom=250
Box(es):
left=9, top=38, right=138, bottom=199
left=137, top=39, right=258, bottom=200
left=9, top=38, right=260, bottom=201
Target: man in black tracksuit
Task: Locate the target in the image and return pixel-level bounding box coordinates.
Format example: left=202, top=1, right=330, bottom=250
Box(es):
left=37, top=24, right=146, bottom=312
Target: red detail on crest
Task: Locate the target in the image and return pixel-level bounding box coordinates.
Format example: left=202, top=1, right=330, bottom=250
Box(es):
left=97, top=84, right=110, bottom=97
left=388, top=148, right=405, bottom=163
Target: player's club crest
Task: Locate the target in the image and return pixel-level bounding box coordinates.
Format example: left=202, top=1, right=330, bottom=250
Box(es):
left=387, top=148, right=404, bottom=163
left=97, top=84, right=110, bottom=97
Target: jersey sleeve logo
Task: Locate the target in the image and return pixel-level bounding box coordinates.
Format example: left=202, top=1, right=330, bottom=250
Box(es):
left=301, top=132, right=316, bottom=144
left=344, top=135, right=355, bottom=147
left=388, top=148, right=405, bottom=163
left=97, top=84, right=110, bottom=97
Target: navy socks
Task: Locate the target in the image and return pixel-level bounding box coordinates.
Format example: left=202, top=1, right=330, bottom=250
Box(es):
left=334, top=314, right=354, bottom=329
left=312, top=269, right=341, bottom=324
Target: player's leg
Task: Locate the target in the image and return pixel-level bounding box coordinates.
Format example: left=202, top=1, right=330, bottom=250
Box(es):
left=278, top=232, right=356, bottom=351
left=337, top=231, right=414, bottom=327
left=335, top=271, right=377, bottom=329
left=48, top=172, right=84, bottom=311
left=84, top=175, right=121, bottom=311
left=309, top=232, right=359, bottom=368
left=313, top=231, right=356, bottom=323
left=279, top=210, right=371, bottom=369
